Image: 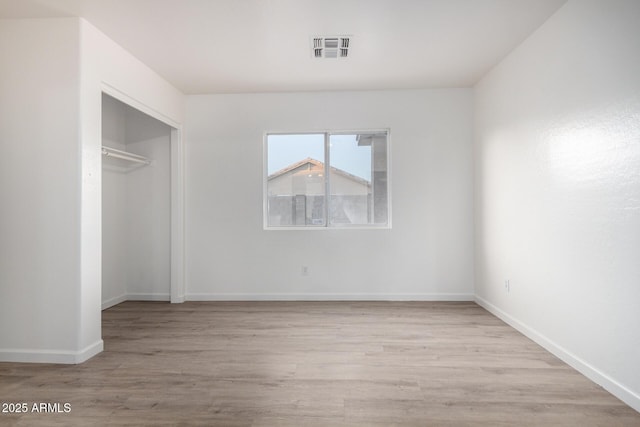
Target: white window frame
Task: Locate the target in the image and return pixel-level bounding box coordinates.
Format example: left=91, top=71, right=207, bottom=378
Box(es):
left=263, top=129, right=391, bottom=230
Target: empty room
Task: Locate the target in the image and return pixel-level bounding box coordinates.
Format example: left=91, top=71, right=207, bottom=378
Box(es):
left=1, top=0, right=639, bottom=425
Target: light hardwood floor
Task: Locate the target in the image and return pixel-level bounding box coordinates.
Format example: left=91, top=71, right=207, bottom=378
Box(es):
left=1, top=301, right=639, bottom=426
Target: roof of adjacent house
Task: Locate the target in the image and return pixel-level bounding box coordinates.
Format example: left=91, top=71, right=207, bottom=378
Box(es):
left=268, top=158, right=371, bottom=186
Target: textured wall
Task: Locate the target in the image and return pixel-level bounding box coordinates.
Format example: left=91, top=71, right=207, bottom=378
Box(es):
left=474, top=0, right=640, bottom=411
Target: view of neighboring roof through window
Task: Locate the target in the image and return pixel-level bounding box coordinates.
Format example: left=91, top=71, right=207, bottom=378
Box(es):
left=265, top=131, right=389, bottom=228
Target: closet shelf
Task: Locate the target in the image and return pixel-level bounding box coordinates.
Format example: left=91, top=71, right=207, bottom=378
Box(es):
left=102, top=146, right=151, bottom=165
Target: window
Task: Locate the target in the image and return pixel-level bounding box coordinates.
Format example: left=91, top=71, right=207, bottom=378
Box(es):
left=265, top=131, right=389, bottom=228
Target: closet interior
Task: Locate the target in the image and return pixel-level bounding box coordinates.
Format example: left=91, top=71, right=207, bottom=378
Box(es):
left=101, top=94, right=172, bottom=309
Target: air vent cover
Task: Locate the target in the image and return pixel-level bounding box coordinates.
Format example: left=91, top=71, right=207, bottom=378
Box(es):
left=311, top=36, right=351, bottom=59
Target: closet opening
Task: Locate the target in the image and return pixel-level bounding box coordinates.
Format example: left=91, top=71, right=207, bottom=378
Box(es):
left=101, top=92, right=183, bottom=310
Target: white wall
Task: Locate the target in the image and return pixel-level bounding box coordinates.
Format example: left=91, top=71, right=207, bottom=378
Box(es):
left=185, top=90, right=474, bottom=300
left=79, top=18, right=184, bottom=360
left=101, top=95, right=128, bottom=307
left=0, top=16, right=184, bottom=364
left=124, top=105, right=172, bottom=301
left=474, top=0, right=640, bottom=411
left=0, top=18, right=82, bottom=362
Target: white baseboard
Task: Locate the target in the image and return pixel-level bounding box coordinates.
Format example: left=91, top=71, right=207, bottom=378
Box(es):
left=186, top=293, right=475, bottom=301
left=0, top=340, right=103, bottom=364
left=102, top=294, right=128, bottom=310
left=475, top=295, right=640, bottom=414
left=102, top=293, right=170, bottom=311
left=126, top=293, right=171, bottom=301
left=75, top=340, right=104, bottom=363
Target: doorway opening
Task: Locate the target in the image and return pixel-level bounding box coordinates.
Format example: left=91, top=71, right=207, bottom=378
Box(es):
left=100, top=91, right=184, bottom=309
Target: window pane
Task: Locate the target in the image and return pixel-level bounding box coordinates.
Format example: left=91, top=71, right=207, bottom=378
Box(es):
left=266, top=134, right=325, bottom=226
left=328, top=132, right=388, bottom=225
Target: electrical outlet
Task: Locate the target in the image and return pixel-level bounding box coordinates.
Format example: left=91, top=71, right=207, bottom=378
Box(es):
left=301, top=266, right=309, bottom=276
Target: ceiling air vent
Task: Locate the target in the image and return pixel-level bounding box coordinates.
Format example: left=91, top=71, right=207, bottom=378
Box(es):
left=311, top=36, right=351, bottom=59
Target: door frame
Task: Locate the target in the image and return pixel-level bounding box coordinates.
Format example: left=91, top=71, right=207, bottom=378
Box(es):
left=101, top=83, right=185, bottom=303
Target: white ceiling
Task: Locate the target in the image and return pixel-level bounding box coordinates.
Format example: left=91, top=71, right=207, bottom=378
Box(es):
left=0, top=0, right=567, bottom=94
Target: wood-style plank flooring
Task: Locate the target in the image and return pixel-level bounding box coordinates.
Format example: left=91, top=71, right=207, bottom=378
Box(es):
left=1, top=301, right=639, bottom=426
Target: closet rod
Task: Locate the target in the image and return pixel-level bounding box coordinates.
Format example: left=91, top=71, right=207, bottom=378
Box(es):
left=101, top=146, right=151, bottom=165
